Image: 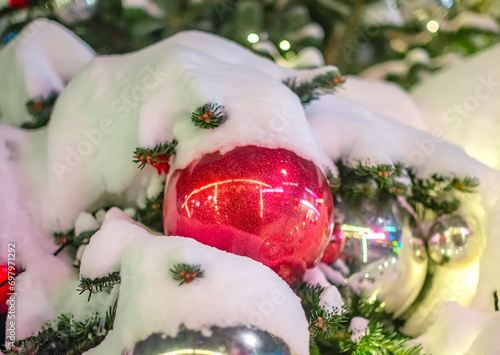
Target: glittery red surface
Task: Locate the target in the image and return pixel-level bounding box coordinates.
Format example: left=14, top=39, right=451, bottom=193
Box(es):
left=164, top=146, right=334, bottom=285
left=321, top=223, right=345, bottom=265
left=0, top=265, right=12, bottom=314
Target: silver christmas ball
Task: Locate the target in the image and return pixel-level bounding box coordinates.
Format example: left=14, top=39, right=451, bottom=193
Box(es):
left=52, top=0, right=97, bottom=24
left=131, top=326, right=291, bottom=355
left=340, top=201, right=403, bottom=275
left=409, top=235, right=427, bottom=264
left=427, top=215, right=478, bottom=268
left=340, top=201, right=427, bottom=317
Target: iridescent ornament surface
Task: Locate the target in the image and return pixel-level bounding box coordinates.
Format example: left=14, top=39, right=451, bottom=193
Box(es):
left=164, top=146, right=334, bottom=285
left=339, top=201, right=403, bottom=275
left=131, top=326, right=291, bottom=355
left=52, top=0, right=97, bottom=24
left=427, top=215, right=478, bottom=268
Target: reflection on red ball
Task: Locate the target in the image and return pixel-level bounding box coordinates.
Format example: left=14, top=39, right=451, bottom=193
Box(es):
left=0, top=265, right=13, bottom=314
left=164, top=146, right=334, bottom=285
left=321, top=223, right=345, bottom=265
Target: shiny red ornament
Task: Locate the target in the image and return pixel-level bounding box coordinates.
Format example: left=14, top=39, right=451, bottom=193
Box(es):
left=8, top=0, right=28, bottom=8
left=320, top=223, right=345, bottom=265
left=0, top=265, right=14, bottom=314
left=164, top=146, right=334, bottom=285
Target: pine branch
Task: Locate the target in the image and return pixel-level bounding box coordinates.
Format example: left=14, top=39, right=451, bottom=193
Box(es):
left=134, top=190, right=164, bottom=232
left=133, top=139, right=178, bottom=173
left=77, top=271, right=121, bottom=301
left=339, top=322, right=423, bottom=355
left=55, top=230, right=97, bottom=249
left=21, top=91, right=59, bottom=129
left=283, top=71, right=344, bottom=106
left=6, top=307, right=116, bottom=355
left=191, top=103, right=226, bottom=129
left=170, top=263, right=204, bottom=285
left=334, top=160, right=478, bottom=219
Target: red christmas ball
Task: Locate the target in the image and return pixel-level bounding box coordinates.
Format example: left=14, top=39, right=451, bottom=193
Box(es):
left=0, top=265, right=13, bottom=314
left=320, top=223, right=345, bottom=265
left=8, top=0, right=28, bottom=8
left=164, top=146, right=334, bottom=285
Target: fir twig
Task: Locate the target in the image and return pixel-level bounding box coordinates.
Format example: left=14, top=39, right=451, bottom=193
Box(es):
left=170, top=263, right=204, bottom=285
left=494, top=291, right=499, bottom=311
left=133, top=139, right=178, bottom=172
left=21, top=91, right=59, bottom=129
left=77, top=271, right=121, bottom=301
left=191, top=103, right=225, bottom=129
left=283, top=71, right=345, bottom=106
left=5, top=307, right=117, bottom=355
left=134, top=190, right=164, bottom=232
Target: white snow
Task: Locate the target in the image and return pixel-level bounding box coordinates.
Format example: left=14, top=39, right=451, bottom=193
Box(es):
left=2, top=19, right=500, bottom=354
left=82, top=217, right=309, bottom=355
left=318, top=262, right=347, bottom=286
left=121, top=0, right=164, bottom=17
left=443, top=12, right=499, bottom=33
left=0, top=22, right=336, bottom=233
left=74, top=212, right=100, bottom=236
left=417, top=302, right=499, bottom=354
left=319, top=286, right=344, bottom=315
left=303, top=265, right=331, bottom=288
left=349, top=317, right=369, bottom=344
left=0, top=19, right=95, bottom=127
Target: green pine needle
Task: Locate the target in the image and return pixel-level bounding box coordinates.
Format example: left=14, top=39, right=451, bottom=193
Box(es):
left=133, top=139, right=178, bottom=169
left=191, top=103, right=226, bottom=129
left=78, top=271, right=121, bottom=301
left=170, top=263, right=204, bottom=285
left=283, top=70, right=345, bottom=106
left=134, top=190, right=165, bottom=232
left=21, top=91, right=59, bottom=129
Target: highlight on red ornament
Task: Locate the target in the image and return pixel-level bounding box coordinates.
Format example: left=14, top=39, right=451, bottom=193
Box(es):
left=164, top=145, right=334, bottom=285
left=320, top=223, right=345, bottom=265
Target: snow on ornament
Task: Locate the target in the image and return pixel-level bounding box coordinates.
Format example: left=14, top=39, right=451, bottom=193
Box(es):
left=81, top=215, right=309, bottom=355
left=164, top=146, right=334, bottom=285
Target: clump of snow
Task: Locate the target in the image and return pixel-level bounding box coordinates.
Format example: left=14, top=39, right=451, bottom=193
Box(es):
left=349, top=317, right=369, bottom=344
left=74, top=212, right=100, bottom=235
left=82, top=217, right=309, bottom=355
left=318, top=263, right=347, bottom=286
left=337, top=76, right=428, bottom=131
left=0, top=23, right=337, bottom=233
left=417, top=302, right=498, bottom=354
left=443, top=12, right=499, bottom=33
left=80, top=214, right=151, bottom=279
left=122, top=0, right=164, bottom=17
left=0, top=19, right=95, bottom=127
left=319, top=286, right=344, bottom=315
left=404, top=48, right=430, bottom=67
left=303, top=266, right=331, bottom=288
